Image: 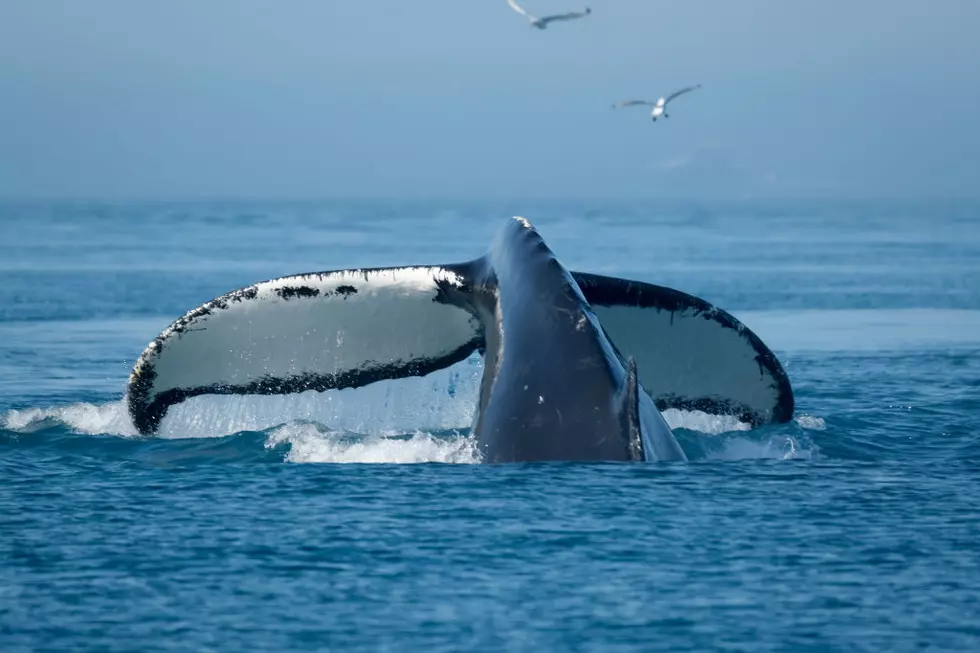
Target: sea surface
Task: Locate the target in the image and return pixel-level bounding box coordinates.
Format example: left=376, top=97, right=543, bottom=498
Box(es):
left=1, top=199, right=979, bottom=652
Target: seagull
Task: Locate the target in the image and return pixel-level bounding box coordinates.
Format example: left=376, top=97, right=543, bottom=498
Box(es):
left=507, top=0, right=592, bottom=29
left=612, top=84, right=702, bottom=122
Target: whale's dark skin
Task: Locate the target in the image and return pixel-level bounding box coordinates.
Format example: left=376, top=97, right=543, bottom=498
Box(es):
left=442, top=218, right=686, bottom=463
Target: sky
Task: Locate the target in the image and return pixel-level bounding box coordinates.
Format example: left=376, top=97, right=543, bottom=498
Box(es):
left=1, top=0, right=978, bottom=200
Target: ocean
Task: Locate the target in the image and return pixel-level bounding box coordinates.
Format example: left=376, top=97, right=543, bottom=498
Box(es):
left=2, top=199, right=978, bottom=652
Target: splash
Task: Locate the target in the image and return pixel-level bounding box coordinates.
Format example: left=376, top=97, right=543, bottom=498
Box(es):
left=794, top=414, right=826, bottom=430
left=661, top=408, right=751, bottom=435
left=2, top=395, right=823, bottom=464
left=152, top=359, right=481, bottom=439
left=702, top=434, right=814, bottom=461
left=1, top=399, right=138, bottom=436
left=264, top=422, right=481, bottom=464
left=2, top=361, right=481, bottom=440
left=663, top=408, right=821, bottom=461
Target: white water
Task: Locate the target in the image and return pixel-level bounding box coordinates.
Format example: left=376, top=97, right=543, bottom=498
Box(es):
left=2, top=391, right=820, bottom=464
left=707, top=434, right=814, bottom=461
left=1, top=399, right=139, bottom=436
left=265, top=422, right=482, bottom=464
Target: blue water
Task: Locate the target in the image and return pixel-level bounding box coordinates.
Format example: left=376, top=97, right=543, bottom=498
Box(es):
left=2, top=200, right=979, bottom=652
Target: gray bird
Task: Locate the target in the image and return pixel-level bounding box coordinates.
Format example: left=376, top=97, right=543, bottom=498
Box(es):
left=507, top=0, right=592, bottom=29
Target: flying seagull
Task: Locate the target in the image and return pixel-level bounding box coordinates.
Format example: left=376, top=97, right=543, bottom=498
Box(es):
left=612, top=84, right=702, bottom=121
left=507, top=0, right=592, bottom=29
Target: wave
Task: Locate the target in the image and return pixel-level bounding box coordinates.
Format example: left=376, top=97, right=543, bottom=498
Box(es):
left=265, top=422, right=482, bottom=464
left=697, top=433, right=814, bottom=461
left=2, top=397, right=821, bottom=464
left=1, top=399, right=139, bottom=436
left=794, top=414, right=826, bottom=431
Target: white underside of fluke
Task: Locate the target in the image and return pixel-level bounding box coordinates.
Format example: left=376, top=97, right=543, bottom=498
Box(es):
left=129, top=267, right=481, bottom=424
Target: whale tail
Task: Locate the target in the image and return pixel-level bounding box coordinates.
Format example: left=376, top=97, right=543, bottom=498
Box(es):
left=126, top=241, right=793, bottom=436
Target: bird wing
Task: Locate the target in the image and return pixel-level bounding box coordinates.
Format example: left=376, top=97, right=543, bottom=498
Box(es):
left=612, top=100, right=654, bottom=109
left=665, top=84, right=702, bottom=104
left=539, top=8, right=591, bottom=24
left=507, top=0, right=536, bottom=20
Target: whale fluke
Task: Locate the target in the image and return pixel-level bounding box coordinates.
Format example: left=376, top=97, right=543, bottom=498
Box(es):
left=127, top=217, right=793, bottom=463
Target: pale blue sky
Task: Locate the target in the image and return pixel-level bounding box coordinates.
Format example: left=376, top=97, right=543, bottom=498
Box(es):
left=1, top=1, right=978, bottom=199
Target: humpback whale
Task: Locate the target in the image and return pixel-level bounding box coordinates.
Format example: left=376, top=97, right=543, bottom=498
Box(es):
left=127, top=217, right=794, bottom=462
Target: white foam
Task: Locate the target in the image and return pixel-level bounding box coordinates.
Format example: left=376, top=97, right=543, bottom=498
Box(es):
left=704, top=435, right=814, bottom=461
left=264, top=422, right=481, bottom=464
left=661, top=408, right=751, bottom=435
left=1, top=399, right=138, bottom=436
left=794, top=414, right=826, bottom=430
left=661, top=408, right=820, bottom=462
left=2, top=395, right=819, bottom=465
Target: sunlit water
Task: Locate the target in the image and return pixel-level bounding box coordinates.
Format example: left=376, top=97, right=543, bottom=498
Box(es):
left=2, top=200, right=979, bottom=652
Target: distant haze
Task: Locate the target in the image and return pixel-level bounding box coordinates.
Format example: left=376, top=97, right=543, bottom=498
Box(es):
left=1, top=1, right=978, bottom=200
